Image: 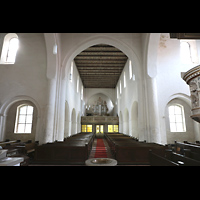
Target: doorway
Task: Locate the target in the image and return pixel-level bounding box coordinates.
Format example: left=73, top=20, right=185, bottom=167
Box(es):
left=96, top=125, right=104, bottom=138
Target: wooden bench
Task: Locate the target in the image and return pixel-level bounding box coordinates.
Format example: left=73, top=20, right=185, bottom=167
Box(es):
left=34, top=132, right=95, bottom=165
left=0, top=140, right=20, bottom=148
left=105, top=132, right=167, bottom=165
left=1, top=140, right=37, bottom=166
left=15, top=142, right=36, bottom=159
left=149, top=149, right=200, bottom=166
left=174, top=141, right=200, bottom=161
left=149, top=150, right=179, bottom=166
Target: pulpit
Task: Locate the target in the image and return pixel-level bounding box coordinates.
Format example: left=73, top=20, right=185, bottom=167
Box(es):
left=182, top=65, right=200, bottom=122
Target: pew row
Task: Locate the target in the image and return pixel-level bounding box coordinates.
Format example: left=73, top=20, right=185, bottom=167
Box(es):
left=149, top=150, right=200, bottom=166
left=34, top=132, right=95, bottom=165
left=105, top=132, right=167, bottom=165
left=149, top=150, right=179, bottom=166
left=0, top=140, right=37, bottom=166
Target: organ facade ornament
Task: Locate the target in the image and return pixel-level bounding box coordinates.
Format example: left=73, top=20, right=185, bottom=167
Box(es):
left=91, top=97, right=108, bottom=116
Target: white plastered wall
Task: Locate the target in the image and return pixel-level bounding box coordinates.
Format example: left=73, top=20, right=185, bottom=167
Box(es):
left=0, top=33, right=47, bottom=142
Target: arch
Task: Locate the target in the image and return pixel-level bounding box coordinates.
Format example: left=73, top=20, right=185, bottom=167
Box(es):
left=64, top=101, right=70, bottom=138
left=0, top=95, right=40, bottom=141
left=0, top=95, right=41, bottom=117
left=85, top=89, right=115, bottom=105
left=131, top=101, right=138, bottom=138
left=62, top=35, right=142, bottom=83
left=167, top=93, right=191, bottom=109
left=123, top=108, right=129, bottom=135
left=86, top=92, right=114, bottom=116
left=71, top=108, right=76, bottom=135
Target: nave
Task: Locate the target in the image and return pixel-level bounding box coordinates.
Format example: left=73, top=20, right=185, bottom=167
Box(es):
left=2, top=131, right=200, bottom=166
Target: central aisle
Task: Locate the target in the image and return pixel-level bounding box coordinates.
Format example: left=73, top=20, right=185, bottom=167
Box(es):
left=89, top=138, right=113, bottom=159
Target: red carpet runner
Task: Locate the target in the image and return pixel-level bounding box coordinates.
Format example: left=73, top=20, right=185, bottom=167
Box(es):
left=94, top=139, right=107, bottom=158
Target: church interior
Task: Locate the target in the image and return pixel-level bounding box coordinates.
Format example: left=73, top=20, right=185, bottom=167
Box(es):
left=1, top=33, right=200, bottom=166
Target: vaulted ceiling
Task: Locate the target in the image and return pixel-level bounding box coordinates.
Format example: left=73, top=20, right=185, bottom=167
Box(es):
left=74, top=44, right=128, bottom=88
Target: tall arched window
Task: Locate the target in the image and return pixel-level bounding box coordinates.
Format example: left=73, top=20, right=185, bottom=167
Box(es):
left=168, top=104, right=186, bottom=132
left=6, top=38, right=19, bottom=63
left=0, top=33, right=19, bottom=64
left=14, top=104, right=34, bottom=133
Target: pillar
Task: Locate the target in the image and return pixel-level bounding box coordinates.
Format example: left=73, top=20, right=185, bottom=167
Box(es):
left=43, top=78, right=56, bottom=144
left=146, top=76, right=161, bottom=143
left=57, top=77, right=66, bottom=141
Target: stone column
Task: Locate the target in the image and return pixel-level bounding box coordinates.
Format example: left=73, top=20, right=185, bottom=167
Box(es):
left=146, top=75, right=161, bottom=143
left=57, top=77, right=66, bottom=141
left=43, top=78, right=56, bottom=144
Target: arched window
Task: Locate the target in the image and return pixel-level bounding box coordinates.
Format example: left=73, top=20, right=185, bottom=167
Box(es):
left=0, top=33, right=19, bottom=64
left=14, top=104, right=34, bottom=133
left=168, top=104, right=186, bottom=132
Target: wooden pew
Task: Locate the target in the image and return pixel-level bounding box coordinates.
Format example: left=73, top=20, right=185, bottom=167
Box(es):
left=34, top=132, right=95, bottom=165
left=149, top=150, right=200, bottom=166
left=0, top=140, right=20, bottom=148
left=105, top=132, right=167, bottom=165
left=15, top=142, right=36, bottom=159
left=2, top=140, right=37, bottom=166
left=175, top=141, right=200, bottom=160
left=171, top=152, right=200, bottom=166
left=149, top=150, right=179, bottom=166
